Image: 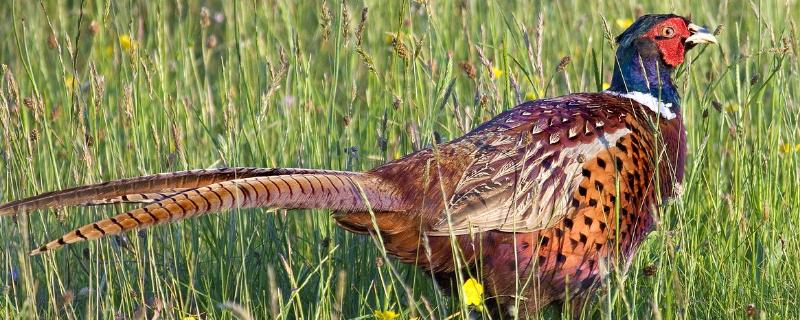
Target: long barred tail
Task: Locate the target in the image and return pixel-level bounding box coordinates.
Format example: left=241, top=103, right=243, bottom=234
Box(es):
left=0, top=168, right=406, bottom=255
left=0, top=167, right=325, bottom=216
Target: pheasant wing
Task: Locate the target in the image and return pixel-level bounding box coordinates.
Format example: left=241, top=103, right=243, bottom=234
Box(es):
left=430, top=96, right=630, bottom=235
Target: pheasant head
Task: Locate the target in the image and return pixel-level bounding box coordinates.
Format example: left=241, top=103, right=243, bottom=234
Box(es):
left=608, top=14, right=717, bottom=117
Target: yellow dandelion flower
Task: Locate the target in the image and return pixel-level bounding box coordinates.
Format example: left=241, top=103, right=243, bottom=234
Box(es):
left=463, top=278, right=485, bottom=311
left=119, top=35, right=132, bottom=49
left=119, top=35, right=139, bottom=53
left=603, top=82, right=611, bottom=90
left=616, top=18, right=633, bottom=29
left=373, top=310, right=398, bottom=320
left=796, top=144, right=800, bottom=152
left=491, top=67, right=503, bottom=79
left=526, top=91, right=539, bottom=100
left=780, top=143, right=793, bottom=154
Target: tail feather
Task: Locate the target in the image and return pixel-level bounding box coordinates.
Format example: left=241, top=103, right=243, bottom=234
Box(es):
left=0, top=167, right=343, bottom=216
left=79, top=189, right=189, bottom=206
left=29, top=172, right=406, bottom=255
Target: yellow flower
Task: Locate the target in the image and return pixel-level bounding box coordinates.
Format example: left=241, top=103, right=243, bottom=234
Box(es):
left=616, top=18, right=633, bottom=29
left=373, top=310, right=398, bottom=320
left=491, top=67, right=503, bottom=79
left=181, top=317, right=197, bottom=320
left=384, top=32, right=410, bottom=45
left=796, top=144, right=800, bottom=152
left=119, top=35, right=132, bottom=49
left=64, top=75, right=77, bottom=92
left=525, top=91, right=539, bottom=100
left=463, top=278, right=484, bottom=311
left=384, top=32, right=397, bottom=44
left=602, top=82, right=611, bottom=90
left=119, top=35, right=138, bottom=53
left=780, top=143, right=794, bottom=154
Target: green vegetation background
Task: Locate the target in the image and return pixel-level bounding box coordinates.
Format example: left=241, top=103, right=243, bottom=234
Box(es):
left=1, top=0, right=798, bottom=319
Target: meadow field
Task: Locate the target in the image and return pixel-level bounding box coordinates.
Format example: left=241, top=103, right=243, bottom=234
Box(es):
left=1, top=0, right=798, bottom=319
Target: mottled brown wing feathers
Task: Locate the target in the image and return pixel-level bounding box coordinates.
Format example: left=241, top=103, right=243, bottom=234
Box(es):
left=430, top=95, right=634, bottom=235
left=0, top=167, right=342, bottom=216
left=30, top=172, right=406, bottom=255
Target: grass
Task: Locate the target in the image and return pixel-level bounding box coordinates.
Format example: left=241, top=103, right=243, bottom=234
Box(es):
left=1, top=0, right=798, bottom=319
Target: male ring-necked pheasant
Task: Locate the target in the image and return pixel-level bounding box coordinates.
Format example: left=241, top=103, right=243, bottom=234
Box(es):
left=1, top=14, right=716, bottom=317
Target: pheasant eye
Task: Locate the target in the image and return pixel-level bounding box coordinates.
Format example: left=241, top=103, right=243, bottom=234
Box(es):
left=660, top=27, right=675, bottom=38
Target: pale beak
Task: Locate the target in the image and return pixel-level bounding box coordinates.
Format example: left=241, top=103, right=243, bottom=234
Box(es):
left=686, top=23, right=718, bottom=45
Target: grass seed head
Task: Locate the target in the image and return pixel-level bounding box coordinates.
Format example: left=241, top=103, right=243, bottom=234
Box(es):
left=357, top=7, right=369, bottom=46
left=320, top=1, right=333, bottom=42
left=342, top=0, right=351, bottom=42
left=557, top=56, right=572, bottom=72
left=89, top=20, right=99, bottom=35
left=200, top=7, right=211, bottom=28
left=460, top=61, right=477, bottom=80
left=713, top=24, right=724, bottom=36
left=206, top=34, right=218, bottom=49
left=393, top=39, right=409, bottom=60
left=47, top=33, right=58, bottom=49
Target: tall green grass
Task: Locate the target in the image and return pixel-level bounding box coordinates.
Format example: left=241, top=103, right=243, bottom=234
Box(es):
left=1, top=0, right=798, bottom=319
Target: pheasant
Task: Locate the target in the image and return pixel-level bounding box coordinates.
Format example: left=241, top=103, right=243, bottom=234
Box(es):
left=0, top=14, right=716, bottom=317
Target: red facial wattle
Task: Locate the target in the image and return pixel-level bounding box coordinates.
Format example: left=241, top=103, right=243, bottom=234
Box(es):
left=645, top=17, right=691, bottom=67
